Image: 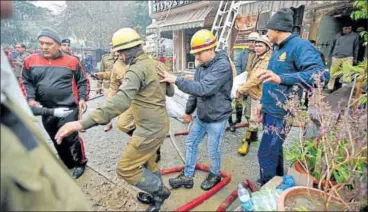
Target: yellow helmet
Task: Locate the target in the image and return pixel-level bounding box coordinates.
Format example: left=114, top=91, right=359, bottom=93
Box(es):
left=111, top=28, right=144, bottom=52
left=190, top=29, right=217, bottom=54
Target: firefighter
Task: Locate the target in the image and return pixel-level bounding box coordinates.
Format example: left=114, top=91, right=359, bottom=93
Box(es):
left=55, top=28, right=174, bottom=212
left=236, top=35, right=272, bottom=155
left=96, top=43, right=118, bottom=132
left=95, top=51, right=172, bottom=205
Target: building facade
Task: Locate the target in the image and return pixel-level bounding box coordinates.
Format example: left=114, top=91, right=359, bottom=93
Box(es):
left=147, top=0, right=365, bottom=72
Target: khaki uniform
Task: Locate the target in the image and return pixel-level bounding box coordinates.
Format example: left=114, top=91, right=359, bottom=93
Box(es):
left=108, top=60, right=135, bottom=133
left=242, top=51, right=256, bottom=118
left=98, top=54, right=116, bottom=90
left=327, top=56, right=353, bottom=90
left=239, top=51, right=271, bottom=130
left=80, top=53, right=174, bottom=184
left=1, top=62, right=89, bottom=210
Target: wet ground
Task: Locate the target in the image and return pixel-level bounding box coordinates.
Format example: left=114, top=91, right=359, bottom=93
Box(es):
left=43, top=80, right=301, bottom=211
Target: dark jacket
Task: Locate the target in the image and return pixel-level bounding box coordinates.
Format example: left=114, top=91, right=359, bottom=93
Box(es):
left=262, top=33, right=328, bottom=119
left=21, top=51, right=89, bottom=108
left=235, top=50, right=249, bottom=75
left=329, top=32, right=359, bottom=60
left=176, top=50, right=233, bottom=123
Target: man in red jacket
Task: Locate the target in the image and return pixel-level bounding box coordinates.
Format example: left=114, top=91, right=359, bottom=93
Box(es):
left=21, top=28, right=89, bottom=179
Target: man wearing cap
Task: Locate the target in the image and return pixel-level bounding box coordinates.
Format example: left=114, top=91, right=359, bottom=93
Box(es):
left=236, top=35, right=272, bottom=155
left=256, top=8, right=328, bottom=185
left=327, top=20, right=360, bottom=92
left=96, top=43, right=117, bottom=132
left=55, top=27, right=174, bottom=211
left=60, top=38, right=80, bottom=60
left=21, top=28, right=89, bottom=179
left=158, top=29, right=233, bottom=191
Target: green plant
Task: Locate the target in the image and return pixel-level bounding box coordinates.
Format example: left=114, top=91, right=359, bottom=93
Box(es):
left=281, top=74, right=367, bottom=211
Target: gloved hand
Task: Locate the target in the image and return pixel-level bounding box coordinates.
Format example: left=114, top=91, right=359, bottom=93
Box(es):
left=53, top=107, right=73, bottom=118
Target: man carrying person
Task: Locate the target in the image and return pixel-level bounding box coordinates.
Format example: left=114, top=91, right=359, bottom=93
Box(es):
left=327, top=20, right=359, bottom=92
left=158, top=29, right=233, bottom=191
left=55, top=28, right=174, bottom=211
left=256, top=8, right=327, bottom=186
left=21, top=28, right=89, bottom=179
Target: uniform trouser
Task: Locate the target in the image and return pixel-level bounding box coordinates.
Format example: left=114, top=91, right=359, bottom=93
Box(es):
left=184, top=118, right=227, bottom=177
left=42, top=107, right=88, bottom=169
left=103, top=88, right=113, bottom=126
left=257, top=113, right=287, bottom=184
left=327, top=57, right=353, bottom=90
left=116, top=108, right=135, bottom=133
left=117, top=134, right=164, bottom=185
left=245, top=97, right=261, bottom=130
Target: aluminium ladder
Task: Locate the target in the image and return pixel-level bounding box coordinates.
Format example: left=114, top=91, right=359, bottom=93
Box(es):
left=211, top=0, right=240, bottom=51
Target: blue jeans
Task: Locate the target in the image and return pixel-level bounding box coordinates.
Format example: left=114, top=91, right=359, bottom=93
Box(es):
left=184, top=117, right=228, bottom=177
left=258, top=113, right=288, bottom=184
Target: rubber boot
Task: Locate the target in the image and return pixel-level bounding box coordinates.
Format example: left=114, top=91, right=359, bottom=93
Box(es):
left=126, top=128, right=136, bottom=137
left=155, top=147, right=161, bottom=163
left=135, top=169, right=170, bottom=212
left=136, top=171, right=161, bottom=205
left=235, top=103, right=243, bottom=124
left=228, top=115, right=236, bottom=132
left=250, top=130, right=258, bottom=142
left=238, top=130, right=251, bottom=155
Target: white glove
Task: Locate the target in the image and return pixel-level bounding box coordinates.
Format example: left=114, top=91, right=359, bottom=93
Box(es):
left=53, top=107, right=73, bottom=118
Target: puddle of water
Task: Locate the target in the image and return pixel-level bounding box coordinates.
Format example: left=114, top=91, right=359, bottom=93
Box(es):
left=285, top=194, right=342, bottom=211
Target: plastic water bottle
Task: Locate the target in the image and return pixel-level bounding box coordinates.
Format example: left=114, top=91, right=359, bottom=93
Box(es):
left=238, top=183, right=254, bottom=211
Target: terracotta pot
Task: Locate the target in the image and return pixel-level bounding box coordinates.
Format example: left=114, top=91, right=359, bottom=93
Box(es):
left=294, top=160, right=336, bottom=187
left=278, top=186, right=343, bottom=211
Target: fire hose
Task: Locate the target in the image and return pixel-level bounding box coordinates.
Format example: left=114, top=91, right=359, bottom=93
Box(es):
left=164, top=122, right=252, bottom=211
left=161, top=164, right=232, bottom=212
left=216, top=179, right=259, bottom=212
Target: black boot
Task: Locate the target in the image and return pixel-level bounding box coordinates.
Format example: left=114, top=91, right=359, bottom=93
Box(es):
left=135, top=169, right=170, bottom=212
left=72, top=165, right=86, bottom=179
left=250, top=130, right=258, bottom=142
left=137, top=192, right=153, bottom=205
left=235, top=103, right=243, bottom=124
left=155, top=147, right=161, bottom=163
left=228, top=116, right=236, bottom=132
left=200, top=172, right=221, bottom=191
left=168, top=171, right=194, bottom=189
left=126, top=128, right=136, bottom=137
left=146, top=186, right=171, bottom=212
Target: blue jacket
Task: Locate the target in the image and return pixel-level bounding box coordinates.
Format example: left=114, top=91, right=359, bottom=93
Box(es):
left=261, top=33, right=329, bottom=119
left=235, top=50, right=249, bottom=75
left=176, top=51, right=233, bottom=123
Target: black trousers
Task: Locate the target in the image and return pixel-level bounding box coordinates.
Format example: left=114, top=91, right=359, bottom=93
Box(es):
left=42, top=107, right=87, bottom=169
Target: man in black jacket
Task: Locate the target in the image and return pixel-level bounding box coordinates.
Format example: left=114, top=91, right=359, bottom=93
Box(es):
left=21, top=28, right=89, bottom=179
left=159, top=29, right=233, bottom=191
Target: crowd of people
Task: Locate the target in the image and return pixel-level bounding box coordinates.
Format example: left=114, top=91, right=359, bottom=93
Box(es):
left=1, top=0, right=363, bottom=211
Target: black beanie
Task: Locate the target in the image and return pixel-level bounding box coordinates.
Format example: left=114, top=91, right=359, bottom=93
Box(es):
left=266, top=8, right=294, bottom=32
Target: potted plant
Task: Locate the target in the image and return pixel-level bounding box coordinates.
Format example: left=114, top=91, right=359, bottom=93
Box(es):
left=279, top=73, right=367, bottom=211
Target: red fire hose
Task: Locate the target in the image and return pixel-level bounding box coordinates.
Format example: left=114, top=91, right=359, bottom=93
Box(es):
left=216, top=179, right=259, bottom=212
left=161, top=163, right=232, bottom=212
left=169, top=122, right=249, bottom=137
